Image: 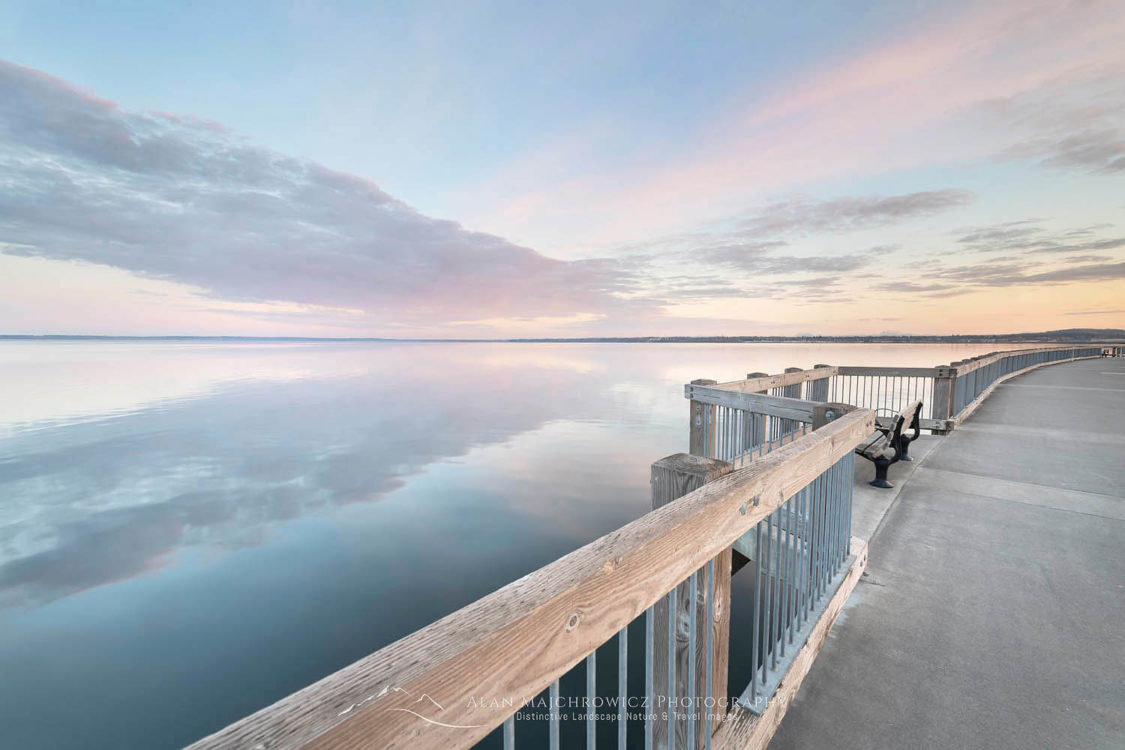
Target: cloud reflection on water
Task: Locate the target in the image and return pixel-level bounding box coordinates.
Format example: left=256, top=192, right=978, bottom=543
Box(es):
left=0, top=343, right=621, bottom=608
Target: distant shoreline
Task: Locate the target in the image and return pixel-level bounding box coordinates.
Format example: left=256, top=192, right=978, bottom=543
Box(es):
left=2, top=330, right=1123, bottom=345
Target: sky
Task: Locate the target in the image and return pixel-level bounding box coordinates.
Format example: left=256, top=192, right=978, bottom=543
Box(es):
left=0, top=0, right=1123, bottom=338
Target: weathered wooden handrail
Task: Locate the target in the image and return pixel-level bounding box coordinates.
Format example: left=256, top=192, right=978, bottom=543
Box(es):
left=946, top=345, right=1090, bottom=375
left=684, top=382, right=822, bottom=422
left=189, top=409, right=875, bottom=750
left=693, top=345, right=1104, bottom=442
left=945, top=345, right=1102, bottom=423
left=714, top=365, right=837, bottom=394
left=836, top=365, right=939, bottom=377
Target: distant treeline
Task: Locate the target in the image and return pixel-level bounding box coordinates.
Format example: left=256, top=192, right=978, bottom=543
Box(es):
left=507, top=329, right=1125, bottom=344
left=2, top=328, right=1123, bottom=344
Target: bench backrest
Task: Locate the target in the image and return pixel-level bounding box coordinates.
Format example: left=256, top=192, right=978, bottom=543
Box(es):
left=894, top=400, right=922, bottom=441
left=876, top=400, right=922, bottom=441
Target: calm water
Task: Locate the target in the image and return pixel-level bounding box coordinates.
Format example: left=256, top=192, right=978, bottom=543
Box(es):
left=0, top=341, right=1025, bottom=748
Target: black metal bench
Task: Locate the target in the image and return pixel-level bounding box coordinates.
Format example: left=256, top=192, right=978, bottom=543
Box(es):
left=855, top=400, right=922, bottom=488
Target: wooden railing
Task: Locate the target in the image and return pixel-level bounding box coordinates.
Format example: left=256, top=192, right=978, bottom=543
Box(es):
left=190, top=410, right=875, bottom=750
left=685, top=375, right=849, bottom=466
left=944, top=345, right=1102, bottom=422
left=687, top=345, right=1105, bottom=446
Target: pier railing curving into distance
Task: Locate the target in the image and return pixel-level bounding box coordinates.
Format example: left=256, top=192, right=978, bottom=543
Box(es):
left=686, top=346, right=1104, bottom=453
left=943, top=346, right=1102, bottom=420
left=191, top=343, right=1108, bottom=750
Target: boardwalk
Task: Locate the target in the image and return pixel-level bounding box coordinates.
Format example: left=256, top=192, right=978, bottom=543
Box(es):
left=773, top=357, right=1125, bottom=749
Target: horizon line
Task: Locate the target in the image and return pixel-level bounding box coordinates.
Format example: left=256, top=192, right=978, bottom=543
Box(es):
left=2, top=330, right=1123, bottom=344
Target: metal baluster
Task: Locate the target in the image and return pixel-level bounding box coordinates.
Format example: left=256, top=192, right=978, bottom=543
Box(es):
left=828, top=461, right=838, bottom=575
left=686, top=571, right=697, bottom=749
left=817, top=467, right=827, bottom=598
left=550, top=680, right=560, bottom=750
left=808, top=473, right=819, bottom=609
left=645, top=606, right=653, bottom=750
left=667, top=587, right=676, bottom=746
left=704, top=560, right=714, bottom=750
left=787, top=495, right=797, bottom=646
left=618, top=627, right=627, bottom=750
left=587, top=651, right=596, bottom=749
left=835, top=459, right=844, bottom=571
left=837, top=457, right=845, bottom=569
left=832, top=458, right=841, bottom=572
left=771, top=508, right=781, bottom=671
left=751, top=522, right=761, bottom=702
left=845, top=454, right=852, bottom=558
left=798, top=486, right=807, bottom=631
left=779, top=504, right=788, bottom=659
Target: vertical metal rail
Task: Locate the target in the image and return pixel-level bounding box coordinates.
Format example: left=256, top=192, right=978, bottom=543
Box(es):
left=666, top=587, right=676, bottom=745
left=586, top=652, right=596, bottom=749
left=645, top=606, right=654, bottom=750
left=698, top=403, right=811, bottom=465
left=947, top=347, right=1100, bottom=420
left=704, top=559, right=714, bottom=750
left=686, top=572, right=698, bottom=748
left=750, top=520, right=761, bottom=706
left=737, top=452, right=855, bottom=715
left=828, top=373, right=937, bottom=422
left=489, top=559, right=726, bottom=748
left=618, top=628, right=627, bottom=749
left=549, top=680, right=560, bottom=750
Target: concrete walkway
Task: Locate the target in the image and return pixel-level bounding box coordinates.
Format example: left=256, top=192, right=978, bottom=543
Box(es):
left=773, top=357, right=1125, bottom=750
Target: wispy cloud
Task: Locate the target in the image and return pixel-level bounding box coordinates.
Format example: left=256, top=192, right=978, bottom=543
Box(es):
left=985, top=70, right=1125, bottom=174
left=955, top=220, right=1125, bottom=255
left=933, top=259, right=1125, bottom=288
left=737, top=190, right=973, bottom=237
left=0, top=61, right=649, bottom=332
left=632, top=190, right=950, bottom=285
left=1063, top=308, right=1125, bottom=316
left=881, top=281, right=959, bottom=294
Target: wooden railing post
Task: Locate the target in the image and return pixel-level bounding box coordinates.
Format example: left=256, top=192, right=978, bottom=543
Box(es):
left=689, top=379, right=718, bottom=457
left=745, top=372, right=769, bottom=387
left=808, top=364, right=832, bottom=402
left=651, top=453, right=733, bottom=748
left=781, top=367, right=803, bottom=434
left=933, top=366, right=955, bottom=426
left=812, top=402, right=853, bottom=430
left=781, top=367, right=804, bottom=398
left=745, top=371, right=769, bottom=449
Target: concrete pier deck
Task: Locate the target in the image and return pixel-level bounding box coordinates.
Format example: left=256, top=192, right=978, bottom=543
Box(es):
left=773, top=357, right=1125, bottom=749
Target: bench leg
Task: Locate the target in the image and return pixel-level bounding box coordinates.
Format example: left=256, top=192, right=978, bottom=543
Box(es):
left=898, top=436, right=913, bottom=462
left=870, top=459, right=893, bottom=489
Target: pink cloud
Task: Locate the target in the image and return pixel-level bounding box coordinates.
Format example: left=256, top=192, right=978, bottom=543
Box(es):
left=461, top=0, right=1125, bottom=255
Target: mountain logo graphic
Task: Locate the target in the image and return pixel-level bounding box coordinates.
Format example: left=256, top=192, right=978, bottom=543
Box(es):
left=338, top=685, right=483, bottom=730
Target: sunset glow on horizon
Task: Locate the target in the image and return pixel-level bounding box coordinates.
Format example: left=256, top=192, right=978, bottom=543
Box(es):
left=1, top=0, right=1124, bottom=337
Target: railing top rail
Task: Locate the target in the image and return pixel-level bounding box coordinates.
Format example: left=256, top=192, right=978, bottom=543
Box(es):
left=685, top=382, right=822, bottom=421
left=702, top=345, right=1094, bottom=386
left=835, top=366, right=940, bottom=377
left=714, top=365, right=837, bottom=393
left=188, top=409, right=875, bottom=750
left=948, top=344, right=1092, bottom=374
